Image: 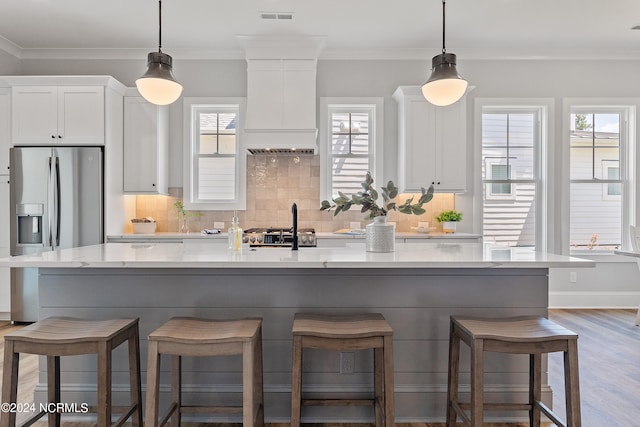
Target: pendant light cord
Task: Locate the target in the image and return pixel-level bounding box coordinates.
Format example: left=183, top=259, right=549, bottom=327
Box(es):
left=158, top=0, right=163, bottom=53
left=441, top=0, right=446, bottom=54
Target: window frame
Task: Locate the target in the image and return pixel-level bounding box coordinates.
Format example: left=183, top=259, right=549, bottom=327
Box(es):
left=319, top=97, right=384, bottom=202
left=474, top=99, right=552, bottom=252
left=182, top=97, right=247, bottom=211
left=564, top=103, right=635, bottom=254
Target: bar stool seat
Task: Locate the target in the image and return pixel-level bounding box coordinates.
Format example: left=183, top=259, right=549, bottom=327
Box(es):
left=1, top=317, right=142, bottom=427
left=447, top=315, right=581, bottom=427
left=145, top=317, right=264, bottom=427
left=291, top=313, right=394, bottom=427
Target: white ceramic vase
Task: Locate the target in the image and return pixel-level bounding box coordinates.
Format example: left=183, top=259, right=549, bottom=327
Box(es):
left=442, top=221, right=457, bottom=233
left=366, top=216, right=395, bottom=252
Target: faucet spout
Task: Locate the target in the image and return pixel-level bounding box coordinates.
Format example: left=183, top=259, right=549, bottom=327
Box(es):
left=292, top=202, right=299, bottom=251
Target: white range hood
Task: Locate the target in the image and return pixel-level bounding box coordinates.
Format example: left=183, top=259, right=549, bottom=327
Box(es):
left=240, top=36, right=324, bottom=155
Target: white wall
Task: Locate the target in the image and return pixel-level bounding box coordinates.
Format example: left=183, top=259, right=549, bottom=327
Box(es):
left=8, top=54, right=640, bottom=307
left=0, top=50, right=20, bottom=75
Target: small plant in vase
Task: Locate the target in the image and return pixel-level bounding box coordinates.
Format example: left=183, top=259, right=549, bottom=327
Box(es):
left=435, top=209, right=463, bottom=233
left=320, top=172, right=434, bottom=252
left=174, top=201, right=202, bottom=233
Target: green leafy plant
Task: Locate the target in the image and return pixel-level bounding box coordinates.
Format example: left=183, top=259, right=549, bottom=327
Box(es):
left=320, top=172, right=434, bottom=220
left=435, top=209, right=463, bottom=222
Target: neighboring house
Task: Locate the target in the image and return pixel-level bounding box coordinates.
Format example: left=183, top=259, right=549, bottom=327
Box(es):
left=483, top=123, right=621, bottom=250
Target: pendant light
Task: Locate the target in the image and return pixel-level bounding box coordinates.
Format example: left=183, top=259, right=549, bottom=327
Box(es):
left=136, top=0, right=183, bottom=106
left=421, top=0, right=468, bottom=106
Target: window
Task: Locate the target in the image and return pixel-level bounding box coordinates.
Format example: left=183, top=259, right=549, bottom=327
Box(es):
left=183, top=98, right=246, bottom=210
left=319, top=98, right=383, bottom=201
left=481, top=107, right=545, bottom=249
left=569, top=108, right=629, bottom=252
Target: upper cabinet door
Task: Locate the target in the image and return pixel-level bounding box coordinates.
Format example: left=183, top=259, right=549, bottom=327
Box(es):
left=393, top=86, right=470, bottom=193
left=57, top=86, right=105, bottom=145
left=123, top=96, right=168, bottom=194
left=12, top=86, right=58, bottom=144
left=12, top=86, right=104, bottom=145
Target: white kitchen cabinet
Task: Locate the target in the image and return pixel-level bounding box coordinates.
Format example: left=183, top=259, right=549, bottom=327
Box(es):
left=0, top=89, right=10, bottom=173
left=0, top=177, right=9, bottom=315
left=245, top=59, right=316, bottom=130
left=123, top=96, right=168, bottom=194
left=12, top=86, right=105, bottom=145
left=393, top=86, right=470, bottom=193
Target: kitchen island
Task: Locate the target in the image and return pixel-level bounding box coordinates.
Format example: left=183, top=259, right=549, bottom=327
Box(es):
left=0, top=242, right=592, bottom=423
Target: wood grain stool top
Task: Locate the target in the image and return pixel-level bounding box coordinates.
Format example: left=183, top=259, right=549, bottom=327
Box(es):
left=452, top=315, right=578, bottom=342
left=4, top=317, right=139, bottom=344
left=293, top=313, right=392, bottom=338
left=148, top=317, right=262, bottom=344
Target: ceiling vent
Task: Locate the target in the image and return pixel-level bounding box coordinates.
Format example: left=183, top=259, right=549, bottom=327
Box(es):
left=260, top=12, right=294, bottom=20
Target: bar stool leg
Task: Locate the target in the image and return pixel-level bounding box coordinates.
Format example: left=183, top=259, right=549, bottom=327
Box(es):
left=128, top=331, right=142, bottom=427
left=290, top=335, right=303, bottom=427
left=145, top=340, right=161, bottom=427
left=97, top=342, right=112, bottom=427
left=565, top=340, right=582, bottom=427
left=170, top=355, right=182, bottom=427
left=374, top=347, right=383, bottom=427
left=383, top=335, right=395, bottom=427
left=470, top=339, right=484, bottom=427
left=47, top=356, right=61, bottom=427
left=446, top=324, right=460, bottom=427
left=529, top=353, right=542, bottom=427
left=242, top=340, right=256, bottom=427
left=1, top=340, right=18, bottom=427
left=255, top=328, right=265, bottom=427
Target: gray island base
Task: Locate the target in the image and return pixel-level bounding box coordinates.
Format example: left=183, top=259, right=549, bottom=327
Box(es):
left=1, top=242, right=593, bottom=423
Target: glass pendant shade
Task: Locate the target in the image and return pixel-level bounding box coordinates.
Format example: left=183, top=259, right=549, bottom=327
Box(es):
left=136, top=52, right=183, bottom=106
left=422, top=53, right=468, bottom=107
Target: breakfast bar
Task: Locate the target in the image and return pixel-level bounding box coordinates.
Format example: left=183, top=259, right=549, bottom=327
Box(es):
left=0, top=242, right=593, bottom=423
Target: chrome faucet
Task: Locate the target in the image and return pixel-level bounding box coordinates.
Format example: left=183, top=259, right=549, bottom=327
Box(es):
left=292, top=202, right=298, bottom=250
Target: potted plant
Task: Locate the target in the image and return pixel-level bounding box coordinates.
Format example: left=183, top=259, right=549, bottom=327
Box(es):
left=435, top=209, right=463, bottom=233
left=321, top=172, right=434, bottom=252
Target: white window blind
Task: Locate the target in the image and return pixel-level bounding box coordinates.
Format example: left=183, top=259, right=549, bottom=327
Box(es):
left=328, top=106, right=376, bottom=198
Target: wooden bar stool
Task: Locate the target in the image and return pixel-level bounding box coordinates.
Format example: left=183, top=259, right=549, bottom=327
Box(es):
left=446, top=316, right=581, bottom=427
left=291, top=313, right=394, bottom=427
left=0, top=317, right=142, bottom=427
left=145, top=317, right=264, bottom=427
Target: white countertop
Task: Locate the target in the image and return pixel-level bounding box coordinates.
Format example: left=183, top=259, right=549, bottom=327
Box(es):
left=0, top=242, right=594, bottom=269
left=106, top=231, right=481, bottom=240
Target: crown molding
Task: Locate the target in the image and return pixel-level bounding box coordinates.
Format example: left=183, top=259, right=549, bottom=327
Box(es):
left=4, top=45, right=640, bottom=62
left=0, top=35, right=22, bottom=58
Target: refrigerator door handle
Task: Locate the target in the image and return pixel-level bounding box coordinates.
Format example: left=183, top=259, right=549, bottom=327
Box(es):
left=53, top=155, right=61, bottom=248
left=47, top=156, right=54, bottom=247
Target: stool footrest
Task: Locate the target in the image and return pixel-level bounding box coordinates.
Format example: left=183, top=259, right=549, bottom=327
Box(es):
left=458, top=401, right=532, bottom=411
left=302, top=398, right=375, bottom=407
left=20, top=410, right=47, bottom=427
left=181, top=405, right=244, bottom=414
left=537, top=401, right=566, bottom=427
left=451, top=400, right=471, bottom=426
left=112, top=404, right=140, bottom=427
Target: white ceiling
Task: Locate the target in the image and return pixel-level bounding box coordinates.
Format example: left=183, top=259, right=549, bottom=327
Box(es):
left=1, top=0, right=640, bottom=60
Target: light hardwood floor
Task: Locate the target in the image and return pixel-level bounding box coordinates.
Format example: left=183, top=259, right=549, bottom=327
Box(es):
left=1, top=310, right=638, bottom=427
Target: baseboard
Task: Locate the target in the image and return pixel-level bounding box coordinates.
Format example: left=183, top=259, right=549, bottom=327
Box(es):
left=550, top=291, right=640, bottom=308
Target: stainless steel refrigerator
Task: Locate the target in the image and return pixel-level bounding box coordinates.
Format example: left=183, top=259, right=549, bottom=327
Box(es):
left=9, top=146, right=103, bottom=322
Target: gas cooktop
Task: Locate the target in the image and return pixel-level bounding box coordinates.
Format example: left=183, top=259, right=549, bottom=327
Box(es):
left=243, top=227, right=316, bottom=247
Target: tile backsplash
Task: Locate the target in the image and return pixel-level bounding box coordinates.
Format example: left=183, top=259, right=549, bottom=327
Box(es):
left=135, top=155, right=455, bottom=233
